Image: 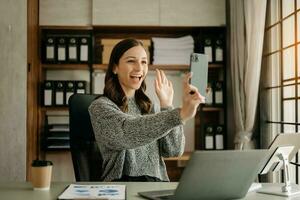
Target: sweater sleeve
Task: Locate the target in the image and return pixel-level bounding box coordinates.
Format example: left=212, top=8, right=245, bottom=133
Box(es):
left=88, top=97, right=183, bottom=151
left=158, top=107, right=185, bottom=158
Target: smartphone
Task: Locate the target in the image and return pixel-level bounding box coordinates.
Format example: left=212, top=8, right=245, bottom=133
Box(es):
left=189, top=53, right=208, bottom=96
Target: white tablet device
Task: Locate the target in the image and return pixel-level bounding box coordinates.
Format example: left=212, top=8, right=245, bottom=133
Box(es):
left=189, top=53, right=208, bottom=96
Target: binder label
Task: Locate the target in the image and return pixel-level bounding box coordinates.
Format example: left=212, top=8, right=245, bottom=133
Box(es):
left=204, top=46, right=212, bottom=62
left=56, top=92, right=64, bottom=105
left=215, top=47, right=223, bottom=62
left=80, top=45, right=88, bottom=61
left=205, top=135, right=214, bottom=149
left=215, top=134, right=224, bottom=149
left=46, top=46, right=54, bottom=60
left=215, top=91, right=223, bottom=104
left=68, top=46, right=77, bottom=60
left=44, top=90, right=52, bottom=106
left=58, top=47, right=66, bottom=61
left=76, top=89, right=85, bottom=94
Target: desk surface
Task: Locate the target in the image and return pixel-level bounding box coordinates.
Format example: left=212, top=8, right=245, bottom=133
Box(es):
left=1, top=182, right=300, bottom=200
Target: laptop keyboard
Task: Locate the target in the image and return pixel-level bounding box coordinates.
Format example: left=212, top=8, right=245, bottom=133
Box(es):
left=138, top=189, right=175, bottom=200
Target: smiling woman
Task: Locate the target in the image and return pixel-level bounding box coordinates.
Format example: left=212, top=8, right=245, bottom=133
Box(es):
left=88, top=38, right=205, bottom=182
left=113, top=45, right=148, bottom=98
left=102, top=39, right=151, bottom=114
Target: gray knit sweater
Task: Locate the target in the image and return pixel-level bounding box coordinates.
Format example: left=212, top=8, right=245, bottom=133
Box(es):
left=88, top=96, right=185, bottom=181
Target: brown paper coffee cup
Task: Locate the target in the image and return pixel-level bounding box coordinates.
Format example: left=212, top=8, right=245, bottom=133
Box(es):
left=31, top=160, right=53, bottom=190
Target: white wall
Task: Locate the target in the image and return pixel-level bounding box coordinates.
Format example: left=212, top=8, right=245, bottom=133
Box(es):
left=40, top=0, right=225, bottom=27
left=0, top=0, right=27, bottom=181
left=39, top=0, right=92, bottom=26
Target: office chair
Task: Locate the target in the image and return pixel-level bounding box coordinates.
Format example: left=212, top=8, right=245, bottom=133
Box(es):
left=68, top=93, right=103, bottom=181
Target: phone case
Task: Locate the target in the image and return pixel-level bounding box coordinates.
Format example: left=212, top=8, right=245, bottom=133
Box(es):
left=189, top=53, right=208, bottom=96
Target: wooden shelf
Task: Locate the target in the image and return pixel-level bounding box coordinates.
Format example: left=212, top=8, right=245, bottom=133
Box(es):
left=209, top=63, right=224, bottom=68
left=92, top=64, right=107, bottom=70
left=40, top=25, right=93, bottom=30
left=201, top=107, right=223, bottom=112
left=41, top=107, right=69, bottom=112
left=149, top=65, right=189, bottom=71
left=164, top=152, right=191, bottom=161
left=41, top=63, right=223, bottom=71
left=93, top=64, right=222, bottom=71
left=93, top=64, right=189, bottom=71
left=42, top=64, right=90, bottom=70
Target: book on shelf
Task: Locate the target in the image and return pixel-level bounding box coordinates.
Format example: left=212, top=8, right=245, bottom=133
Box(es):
left=48, top=124, right=69, bottom=132
left=47, top=132, right=69, bottom=140
left=46, top=140, right=70, bottom=150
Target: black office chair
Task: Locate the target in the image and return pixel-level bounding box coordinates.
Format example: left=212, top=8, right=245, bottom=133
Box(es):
left=68, top=93, right=103, bottom=181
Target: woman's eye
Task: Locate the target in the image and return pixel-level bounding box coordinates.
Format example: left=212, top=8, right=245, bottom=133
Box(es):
left=142, top=61, right=147, bottom=65
left=127, top=60, right=135, bottom=63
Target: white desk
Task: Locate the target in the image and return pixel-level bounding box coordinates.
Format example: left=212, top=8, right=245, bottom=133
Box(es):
left=1, top=182, right=300, bottom=199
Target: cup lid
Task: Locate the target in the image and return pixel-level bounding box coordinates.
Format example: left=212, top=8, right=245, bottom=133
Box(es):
left=31, top=160, right=53, bottom=167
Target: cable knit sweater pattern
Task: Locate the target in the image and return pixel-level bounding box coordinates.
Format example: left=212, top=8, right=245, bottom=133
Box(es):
left=88, top=96, right=185, bottom=181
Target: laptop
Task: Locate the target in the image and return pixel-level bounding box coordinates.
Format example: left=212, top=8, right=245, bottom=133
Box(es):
left=138, top=150, right=270, bottom=200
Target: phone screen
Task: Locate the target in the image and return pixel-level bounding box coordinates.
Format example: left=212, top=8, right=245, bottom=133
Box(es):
left=189, top=53, right=208, bottom=96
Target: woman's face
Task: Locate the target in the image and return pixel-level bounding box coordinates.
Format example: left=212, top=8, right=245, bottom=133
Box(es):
left=114, top=45, right=148, bottom=97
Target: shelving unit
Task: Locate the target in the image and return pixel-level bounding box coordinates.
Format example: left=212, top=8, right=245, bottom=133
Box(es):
left=42, top=64, right=90, bottom=70
left=93, top=64, right=190, bottom=71
left=43, top=63, right=223, bottom=71
left=38, top=25, right=227, bottom=181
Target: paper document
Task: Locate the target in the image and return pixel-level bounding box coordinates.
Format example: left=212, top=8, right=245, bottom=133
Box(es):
left=58, top=184, right=126, bottom=199
left=152, top=35, right=194, bottom=65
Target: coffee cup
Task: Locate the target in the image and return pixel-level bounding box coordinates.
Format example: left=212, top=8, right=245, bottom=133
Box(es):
left=31, top=160, right=53, bottom=190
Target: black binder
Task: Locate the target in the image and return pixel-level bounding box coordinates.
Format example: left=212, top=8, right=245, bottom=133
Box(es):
left=44, top=37, right=56, bottom=63
left=214, top=81, right=224, bottom=105
left=54, top=81, right=65, bottom=106
left=68, top=37, right=78, bottom=63
left=215, top=125, right=224, bottom=150
left=65, top=81, right=75, bottom=105
left=75, top=81, right=86, bottom=94
left=57, top=37, right=67, bottom=63
left=204, top=124, right=214, bottom=150
left=203, top=37, right=213, bottom=63
left=214, top=34, right=224, bottom=63
left=79, top=37, right=89, bottom=63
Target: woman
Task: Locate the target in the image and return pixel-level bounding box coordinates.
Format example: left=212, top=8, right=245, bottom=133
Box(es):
left=89, top=38, right=205, bottom=182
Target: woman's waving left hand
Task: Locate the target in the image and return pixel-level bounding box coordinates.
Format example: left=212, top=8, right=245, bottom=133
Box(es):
left=155, top=69, right=174, bottom=108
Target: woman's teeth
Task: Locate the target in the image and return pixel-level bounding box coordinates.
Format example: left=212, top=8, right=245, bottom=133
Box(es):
left=130, top=75, right=142, bottom=80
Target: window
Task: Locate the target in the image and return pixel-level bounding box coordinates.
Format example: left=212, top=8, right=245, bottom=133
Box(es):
left=262, top=0, right=300, bottom=183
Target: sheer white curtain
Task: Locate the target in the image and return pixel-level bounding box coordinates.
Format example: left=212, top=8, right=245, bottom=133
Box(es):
left=230, top=0, right=267, bottom=149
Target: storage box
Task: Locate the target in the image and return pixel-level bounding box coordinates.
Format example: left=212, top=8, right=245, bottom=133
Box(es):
left=100, top=39, right=151, bottom=64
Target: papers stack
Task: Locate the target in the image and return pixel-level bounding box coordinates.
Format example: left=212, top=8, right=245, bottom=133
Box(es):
left=152, top=35, right=194, bottom=65
left=58, top=184, right=126, bottom=199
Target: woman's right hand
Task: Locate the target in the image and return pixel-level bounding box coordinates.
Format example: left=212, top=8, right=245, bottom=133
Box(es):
left=180, top=72, right=205, bottom=123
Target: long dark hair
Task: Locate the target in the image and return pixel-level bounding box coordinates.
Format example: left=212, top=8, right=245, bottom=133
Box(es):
left=103, top=38, right=152, bottom=114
